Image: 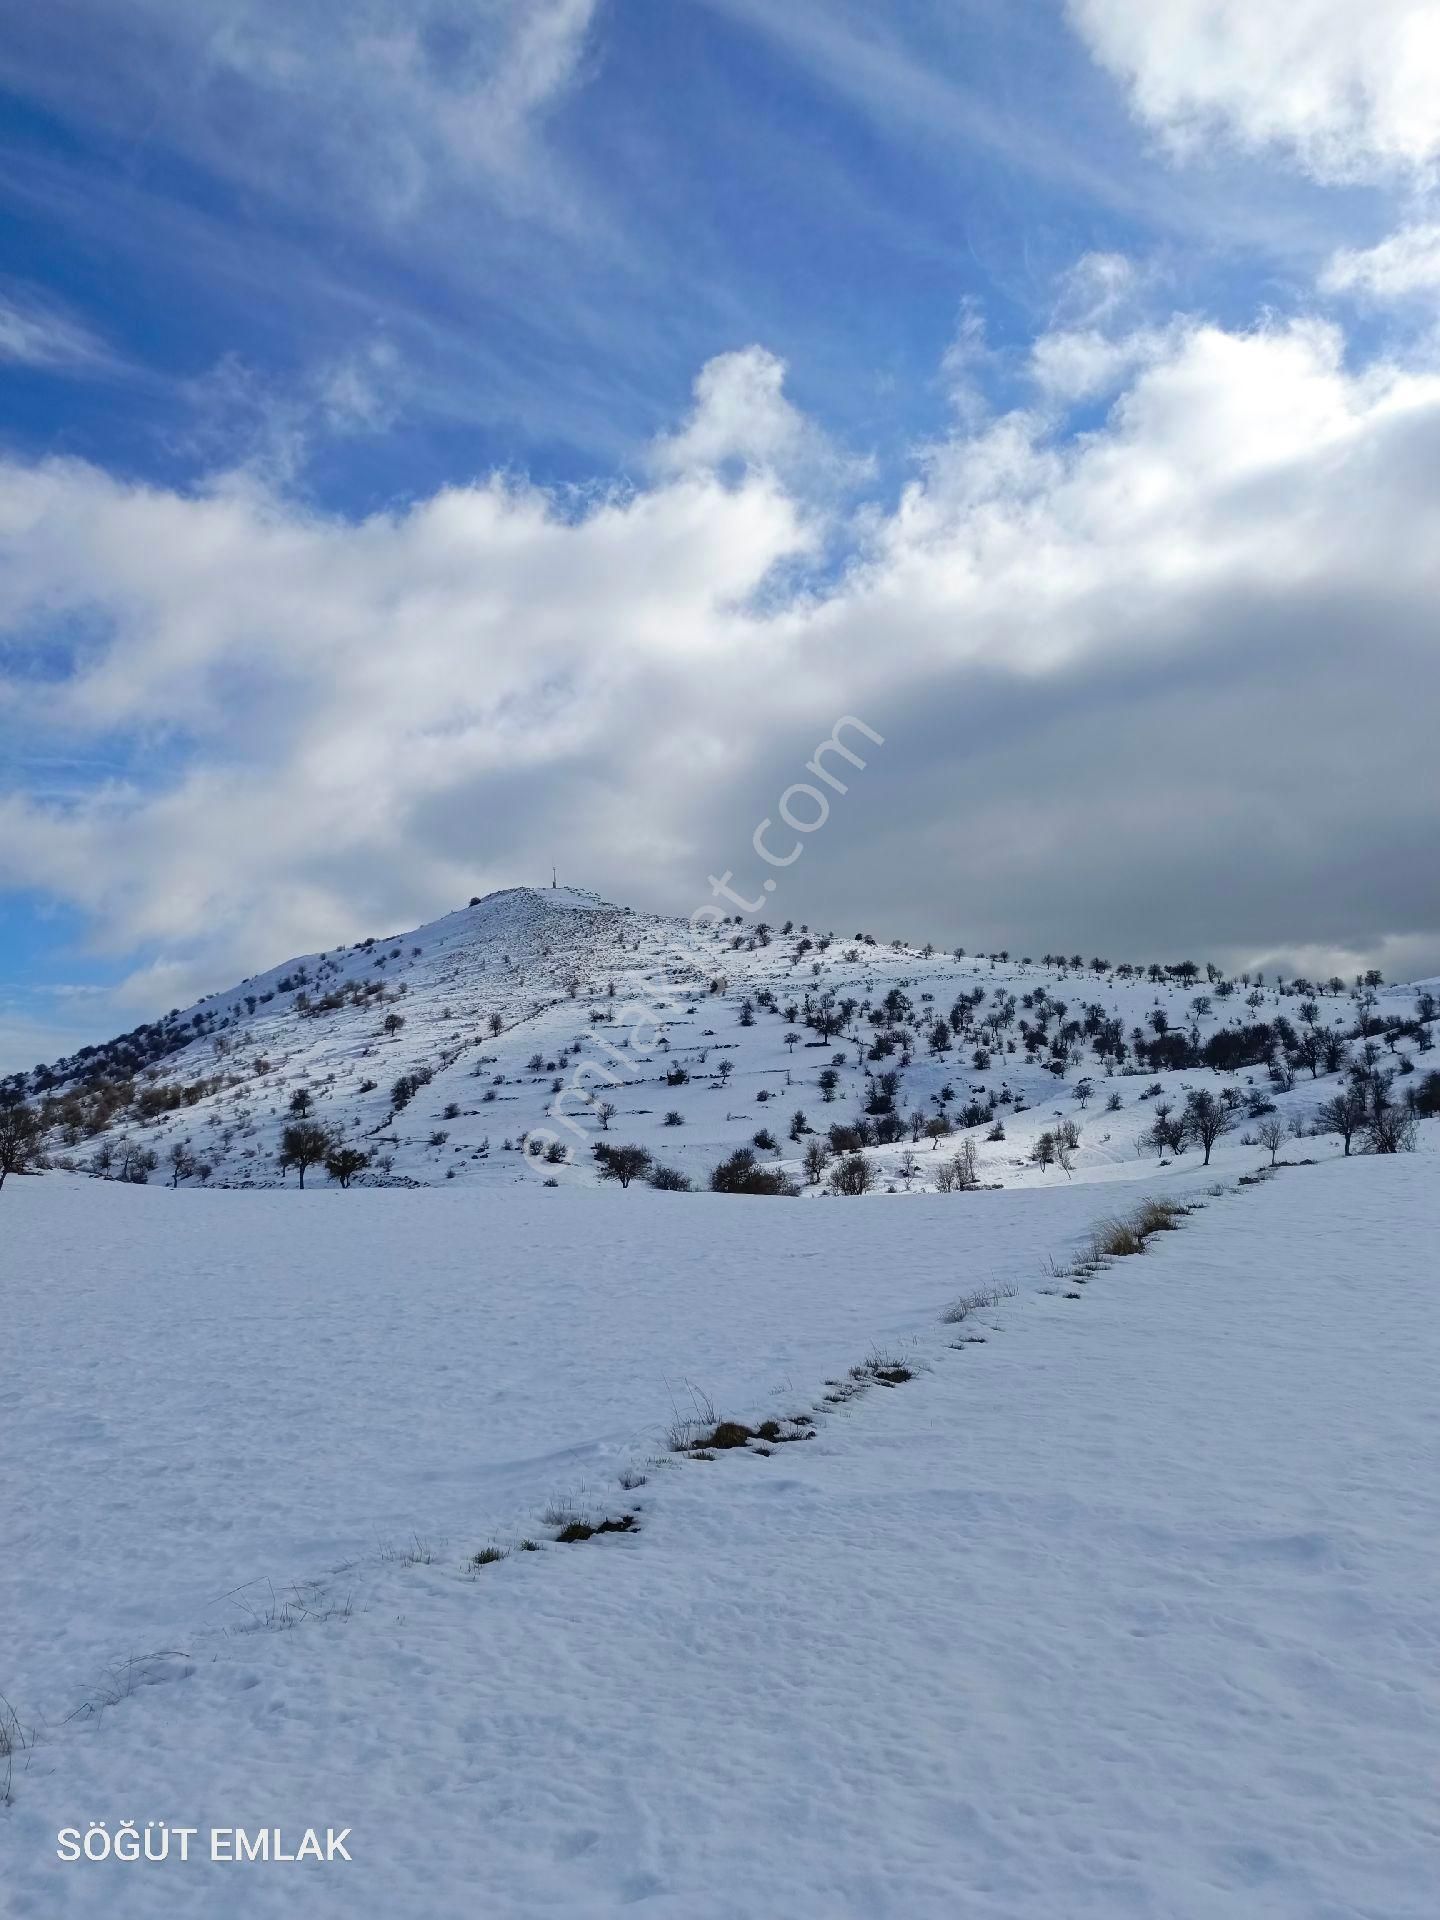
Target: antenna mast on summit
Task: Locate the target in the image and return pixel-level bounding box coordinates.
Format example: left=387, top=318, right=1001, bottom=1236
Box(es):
left=552, top=866, right=557, bottom=889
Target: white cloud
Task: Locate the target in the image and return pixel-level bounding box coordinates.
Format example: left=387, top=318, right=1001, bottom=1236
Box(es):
left=1024, top=253, right=1178, bottom=405
left=1052, top=252, right=1144, bottom=329
left=0, top=439, right=812, bottom=969
left=4, top=313, right=1440, bottom=1026
left=652, top=348, right=808, bottom=474
left=938, top=300, right=995, bottom=425
left=0, top=1, right=599, bottom=224
left=652, top=346, right=867, bottom=495
left=0, top=285, right=114, bottom=372
left=1322, top=222, right=1440, bottom=300
left=1028, top=326, right=1171, bottom=404
left=176, top=341, right=409, bottom=485
left=1070, top=0, right=1440, bottom=182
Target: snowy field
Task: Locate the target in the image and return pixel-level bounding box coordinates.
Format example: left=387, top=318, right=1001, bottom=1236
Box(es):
left=3, top=1151, right=1437, bottom=1917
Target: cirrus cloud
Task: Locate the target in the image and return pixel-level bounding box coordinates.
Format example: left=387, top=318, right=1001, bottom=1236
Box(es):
left=0, top=0, right=600, bottom=224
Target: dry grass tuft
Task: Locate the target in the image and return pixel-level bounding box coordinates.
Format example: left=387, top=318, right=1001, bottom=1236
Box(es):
left=1, top=1694, right=27, bottom=1806
left=942, top=1283, right=1017, bottom=1324
left=556, top=1514, right=638, bottom=1543
left=1079, top=1194, right=1196, bottom=1267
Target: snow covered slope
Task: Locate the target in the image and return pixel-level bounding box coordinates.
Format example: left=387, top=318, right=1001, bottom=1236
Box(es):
left=8, top=885, right=1437, bottom=1909
left=3, top=1154, right=1437, bottom=1916
left=15, top=885, right=1438, bottom=1194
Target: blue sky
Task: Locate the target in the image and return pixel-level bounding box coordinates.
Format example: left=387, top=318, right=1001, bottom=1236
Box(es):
left=0, top=2, right=1390, bottom=491
left=3, top=0, right=1440, bottom=1071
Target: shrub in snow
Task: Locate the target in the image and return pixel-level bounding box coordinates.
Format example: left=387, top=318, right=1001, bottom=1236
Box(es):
left=710, top=1148, right=797, bottom=1196
left=648, top=1164, right=692, bottom=1191
left=828, top=1152, right=873, bottom=1196
left=935, top=1139, right=980, bottom=1192
left=325, top=1147, right=369, bottom=1187
left=1365, top=1102, right=1417, bottom=1154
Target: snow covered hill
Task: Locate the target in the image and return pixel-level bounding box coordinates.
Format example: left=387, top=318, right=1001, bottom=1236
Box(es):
left=12, top=885, right=1439, bottom=1195
left=5, top=889, right=1438, bottom=1915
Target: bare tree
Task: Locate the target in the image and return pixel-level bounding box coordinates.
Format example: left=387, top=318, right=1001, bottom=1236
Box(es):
left=167, top=1140, right=197, bottom=1187
left=1255, top=1117, right=1285, bottom=1166
left=1141, top=1106, right=1187, bottom=1162
left=802, top=1138, right=830, bottom=1185
left=116, top=1140, right=158, bottom=1184
left=1316, top=1085, right=1368, bottom=1155
left=1184, top=1088, right=1233, bottom=1166
left=1294, top=1030, right=1324, bottom=1078
left=0, top=1102, right=42, bottom=1191
left=325, top=1146, right=370, bottom=1187
left=278, top=1122, right=330, bottom=1188
left=1365, top=1103, right=1417, bottom=1154
left=593, top=1143, right=651, bottom=1188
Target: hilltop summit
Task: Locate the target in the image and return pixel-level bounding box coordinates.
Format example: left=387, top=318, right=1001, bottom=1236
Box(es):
left=13, top=890, right=1435, bottom=1192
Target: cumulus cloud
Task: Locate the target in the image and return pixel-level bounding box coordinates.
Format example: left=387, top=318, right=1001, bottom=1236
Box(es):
left=0, top=403, right=812, bottom=998
left=652, top=348, right=810, bottom=474
left=652, top=346, right=867, bottom=494
left=4, top=321, right=1440, bottom=1044
left=1021, top=254, right=1179, bottom=406
left=1322, top=222, right=1440, bottom=301
left=1028, top=327, right=1170, bottom=404
left=1069, top=0, right=1440, bottom=182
